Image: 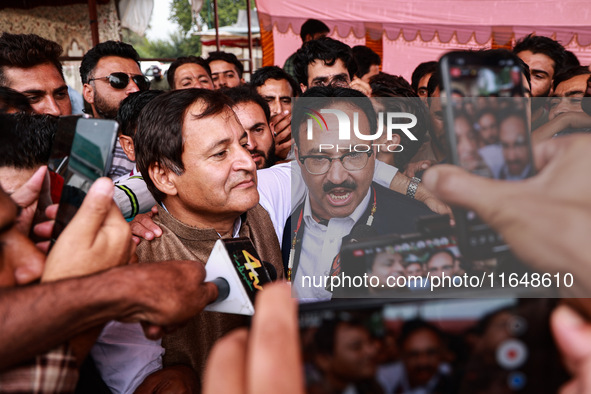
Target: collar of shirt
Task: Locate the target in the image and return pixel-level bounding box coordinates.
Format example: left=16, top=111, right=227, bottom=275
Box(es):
left=160, top=202, right=242, bottom=238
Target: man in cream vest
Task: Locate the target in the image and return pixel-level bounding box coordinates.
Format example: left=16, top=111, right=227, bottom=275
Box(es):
left=93, top=88, right=284, bottom=393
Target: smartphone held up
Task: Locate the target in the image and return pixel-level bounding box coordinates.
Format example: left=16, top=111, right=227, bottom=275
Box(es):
left=439, top=50, right=536, bottom=260
left=45, top=116, right=118, bottom=246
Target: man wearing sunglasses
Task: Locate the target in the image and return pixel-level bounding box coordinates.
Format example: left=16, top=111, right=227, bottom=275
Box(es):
left=80, top=41, right=150, bottom=179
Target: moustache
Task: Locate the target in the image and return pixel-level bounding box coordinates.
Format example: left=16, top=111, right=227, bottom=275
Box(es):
left=323, top=180, right=357, bottom=193
left=249, top=148, right=267, bottom=158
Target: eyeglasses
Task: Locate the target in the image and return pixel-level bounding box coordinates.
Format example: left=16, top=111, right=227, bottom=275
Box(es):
left=298, top=151, right=373, bottom=175
left=88, top=72, right=151, bottom=91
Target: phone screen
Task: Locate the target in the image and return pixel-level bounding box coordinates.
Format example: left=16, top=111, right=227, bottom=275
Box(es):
left=439, top=51, right=535, bottom=258
left=50, top=118, right=118, bottom=244
left=299, top=297, right=566, bottom=393
left=333, top=229, right=544, bottom=298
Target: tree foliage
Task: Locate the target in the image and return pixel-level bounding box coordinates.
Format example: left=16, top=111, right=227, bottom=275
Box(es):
left=122, top=0, right=253, bottom=59
left=198, top=0, right=252, bottom=29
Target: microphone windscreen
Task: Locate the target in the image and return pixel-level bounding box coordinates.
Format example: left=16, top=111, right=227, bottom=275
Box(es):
left=263, top=261, right=277, bottom=281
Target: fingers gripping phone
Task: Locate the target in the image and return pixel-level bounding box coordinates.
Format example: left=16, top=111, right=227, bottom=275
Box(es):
left=439, top=50, right=536, bottom=259
left=49, top=117, right=118, bottom=246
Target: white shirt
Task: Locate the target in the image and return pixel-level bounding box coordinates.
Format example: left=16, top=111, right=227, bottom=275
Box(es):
left=478, top=144, right=504, bottom=178
left=293, top=189, right=371, bottom=300
left=113, top=165, right=157, bottom=220
left=91, top=322, right=163, bottom=394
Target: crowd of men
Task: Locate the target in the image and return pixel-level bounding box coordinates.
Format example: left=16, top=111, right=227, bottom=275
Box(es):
left=1, top=16, right=591, bottom=394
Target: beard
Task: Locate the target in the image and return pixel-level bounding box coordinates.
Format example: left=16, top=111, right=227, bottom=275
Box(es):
left=252, top=142, right=277, bottom=169
left=93, top=91, right=119, bottom=119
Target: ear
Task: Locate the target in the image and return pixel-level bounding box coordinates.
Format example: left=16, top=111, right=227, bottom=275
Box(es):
left=240, top=77, right=246, bottom=85
left=300, top=83, right=307, bottom=93
left=82, top=83, right=95, bottom=105
left=149, top=162, right=178, bottom=198
left=390, top=133, right=401, bottom=146
left=119, top=135, right=135, bottom=162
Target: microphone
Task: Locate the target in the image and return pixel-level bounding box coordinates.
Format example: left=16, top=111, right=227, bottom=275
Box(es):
left=263, top=261, right=277, bottom=281
left=205, top=238, right=275, bottom=315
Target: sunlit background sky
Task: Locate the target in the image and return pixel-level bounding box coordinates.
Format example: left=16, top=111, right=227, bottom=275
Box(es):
left=146, top=0, right=176, bottom=42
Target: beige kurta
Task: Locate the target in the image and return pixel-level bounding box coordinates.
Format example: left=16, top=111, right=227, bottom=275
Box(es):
left=136, top=204, right=284, bottom=378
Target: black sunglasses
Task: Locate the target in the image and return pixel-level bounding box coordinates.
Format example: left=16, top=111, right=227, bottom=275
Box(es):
left=88, top=72, right=151, bottom=91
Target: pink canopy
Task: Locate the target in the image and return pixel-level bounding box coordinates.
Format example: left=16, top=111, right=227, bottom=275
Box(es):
left=256, top=0, right=591, bottom=81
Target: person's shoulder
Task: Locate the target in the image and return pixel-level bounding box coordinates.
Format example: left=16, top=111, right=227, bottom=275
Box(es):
left=136, top=213, right=177, bottom=260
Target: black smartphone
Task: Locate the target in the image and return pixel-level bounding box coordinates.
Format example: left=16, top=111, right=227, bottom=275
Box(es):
left=439, top=50, right=536, bottom=259
left=49, top=117, right=118, bottom=245
left=299, top=297, right=567, bottom=393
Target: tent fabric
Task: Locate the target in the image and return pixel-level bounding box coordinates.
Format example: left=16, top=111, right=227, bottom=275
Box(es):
left=118, top=0, right=153, bottom=36
left=257, top=0, right=591, bottom=43
left=256, top=0, right=591, bottom=81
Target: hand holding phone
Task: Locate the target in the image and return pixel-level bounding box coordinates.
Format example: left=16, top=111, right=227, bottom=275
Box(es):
left=439, top=50, right=535, bottom=259
left=42, top=177, right=134, bottom=282
left=423, top=134, right=591, bottom=299
left=49, top=117, right=119, bottom=245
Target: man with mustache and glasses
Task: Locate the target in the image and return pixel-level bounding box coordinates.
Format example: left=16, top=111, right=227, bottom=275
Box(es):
left=80, top=41, right=151, bottom=179
left=287, top=87, right=433, bottom=300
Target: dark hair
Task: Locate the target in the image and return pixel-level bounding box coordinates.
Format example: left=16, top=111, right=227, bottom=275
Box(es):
left=370, top=88, right=430, bottom=169
left=411, top=61, right=438, bottom=93
left=369, top=72, right=414, bottom=97
left=220, top=85, right=271, bottom=123
left=134, top=89, right=233, bottom=202
left=293, top=37, right=357, bottom=87
left=207, top=51, right=244, bottom=78
left=497, top=108, right=528, bottom=131
left=300, top=19, right=330, bottom=42
left=552, top=65, right=591, bottom=91
left=399, top=318, right=444, bottom=348
left=0, top=113, right=55, bottom=169
left=0, top=33, right=64, bottom=86
left=313, top=319, right=368, bottom=356
left=513, top=34, right=566, bottom=75
left=515, top=57, right=531, bottom=92
left=292, top=86, right=377, bottom=147
left=167, top=56, right=212, bottom=88
left=80, top=41, right=141, bottom=84
left=251, top=66, right=301, bottom=96
left=563, top=50, right=581, bottom=69
left=0, top=86, right=33, bottom=114
left=476, top=107, right=498, bottom=123
left=427, top=69, right=441, bottom=99
left=351, top=45, right=381, bottom=79
left=117, top=90, right=165, bottom=137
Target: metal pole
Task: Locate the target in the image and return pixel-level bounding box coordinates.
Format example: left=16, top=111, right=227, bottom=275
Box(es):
left=246, top=0, right=253, bottom=74
left=88, top=0, right=100, bottom=46
left=213, top=0, right=220, bottom=51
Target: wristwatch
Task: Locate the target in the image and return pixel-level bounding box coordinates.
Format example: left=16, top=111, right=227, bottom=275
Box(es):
left=406, top=176, right=421, bottom=199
